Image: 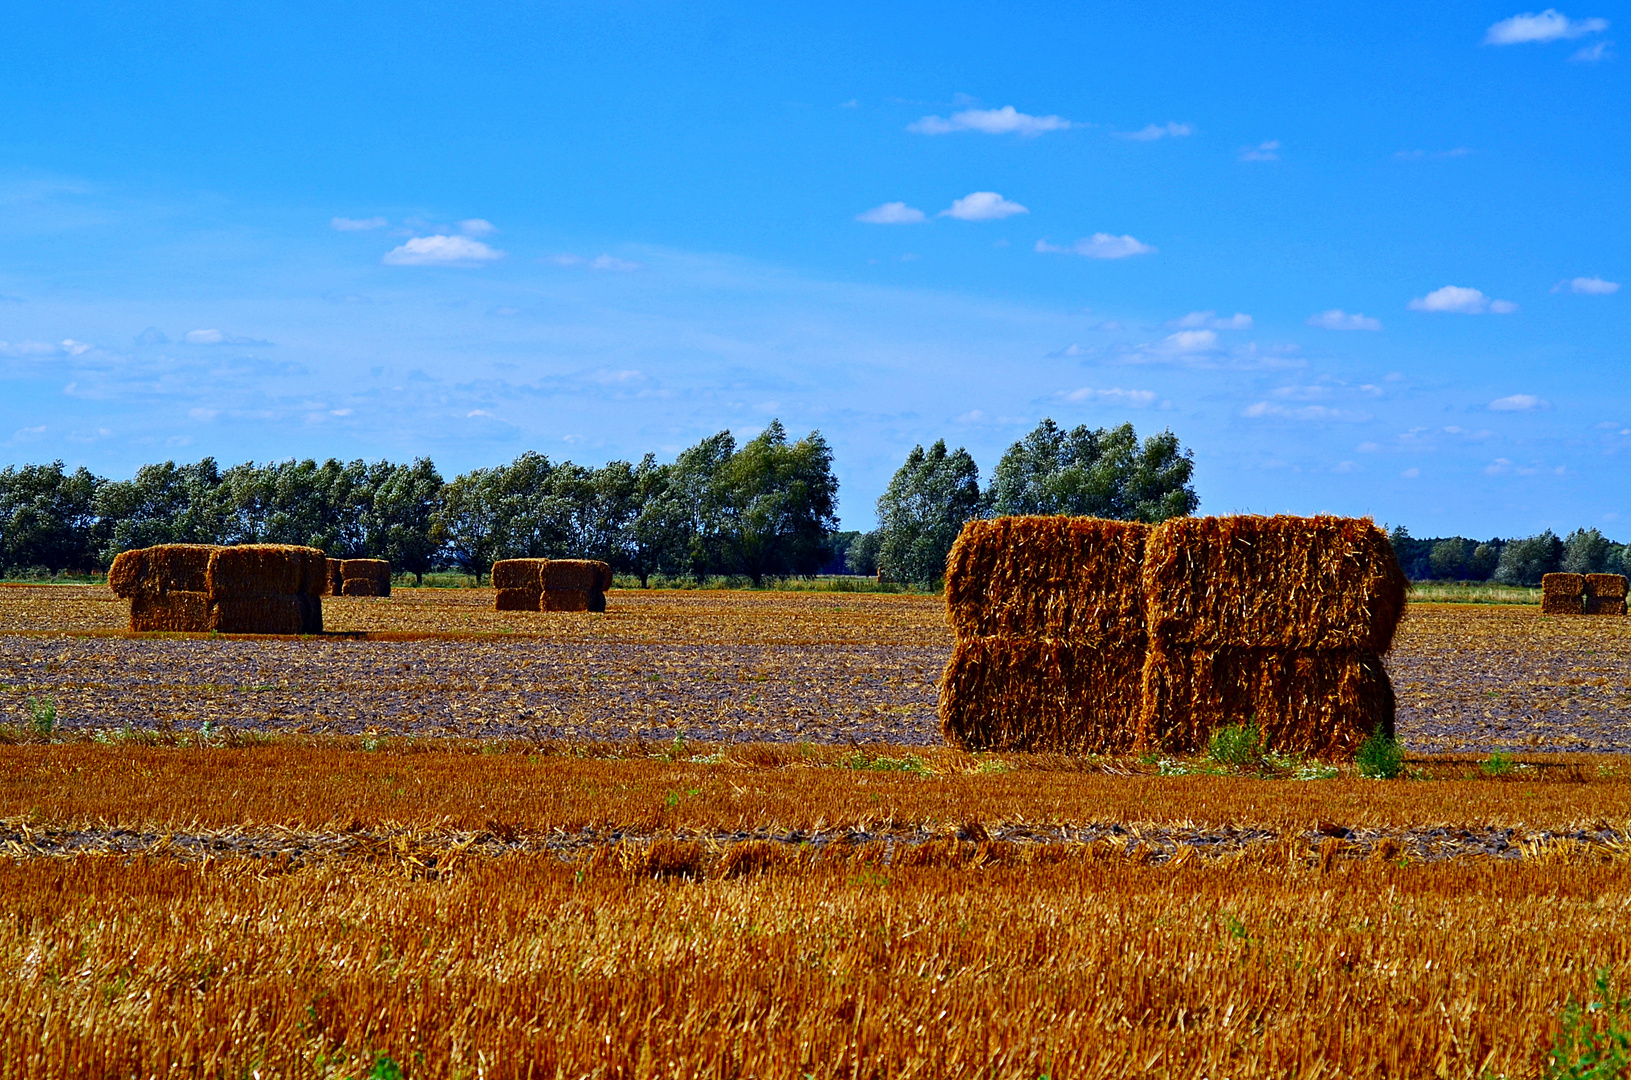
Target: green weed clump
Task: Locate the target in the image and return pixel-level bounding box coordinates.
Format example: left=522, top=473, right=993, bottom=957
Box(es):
left=1545, top=969, right=1631, bottom=1080
left=1356, top=725, right=1403, bottom=780
left=1207, top=722, right=1265, bottom=772
left=28, top=697, right=56, bottom=740
left=1482, top=752, right=1517, bottom=778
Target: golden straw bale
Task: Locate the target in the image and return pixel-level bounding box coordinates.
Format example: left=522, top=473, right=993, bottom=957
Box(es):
left=545, top=559, right=606, bottom=591
left=939, top=635, right=1146, bottom=753
left=495, top=587, right=541, bottom=612
left=1585, top=573, right=1628, bottom=599
left=944, top=516, right=1148, bottom=642
left=339, top=559, right=392, bottom=597
left=491, top=559, right=547, bottom=590
left=108, top=545, right=216, bottom=597
left=206, top=545, right=327, bottom=598
left=1585, top=597, right=1626, bottom=616
left=323, top=559, right=343, bottom=596
left=1136, top=643, right=1394, bottom=757
left=128, top=591, right=213, bottom=632
left=1142, top=515, right=1406, bottom=652
left=1542, top=573, right=1586, bottom=598
left=1541, top=594, right=1587, bottom=615
left=543, top=588, right=591, bottom=612
left=210, top=594, right=311, bottom=635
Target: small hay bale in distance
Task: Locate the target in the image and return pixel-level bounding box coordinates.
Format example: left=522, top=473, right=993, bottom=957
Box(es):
left=1585, top=573, right=1628, bottom=600
left=1541, top=594, right=1587, bottom=616
left=944, top=516, right=1148, bottom=642
left=339, top=558, right=392, bottom=597
left=1542, top=573, right=1586, bottom=598
left=939, top=636, right=1146, bottom=753
left=491, top=559, right=547, bottom=611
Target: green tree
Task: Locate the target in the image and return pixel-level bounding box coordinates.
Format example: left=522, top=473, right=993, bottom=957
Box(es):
left=988, top=420, right=1197, bottom=522
left=625, top=456, right=690, bottom=586
left=1562, top=527, right=1612, bottom=575
left=92, top=458, right=227, bottom=560
left=435, top=468, right=502, bottom=581
left=713, top=421, right=839, bottom=585
left=1429, top=537, right=1470, bottom=579
left=1495, top=530, right=1563, bottom=586
left=844, top=530, right=881, bottom=576
left=0, top=461, right=102, bottom=573
left=668, top=431, right=738, bottom=581
left=1468, top=542, right=1501, bottom=581
left=369, top=458, right=444, bottom=583
left=874, top=440, right=984, bottom=585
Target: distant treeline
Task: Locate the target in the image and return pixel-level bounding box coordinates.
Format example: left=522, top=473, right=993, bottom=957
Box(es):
left=1389, top=527, right=1628, bottom=586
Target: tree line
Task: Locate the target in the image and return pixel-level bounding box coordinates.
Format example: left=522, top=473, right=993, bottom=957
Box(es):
left=1389, top=527, right=1631, bottom=587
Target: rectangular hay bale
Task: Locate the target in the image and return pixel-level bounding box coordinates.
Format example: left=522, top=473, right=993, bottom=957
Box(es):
left=543, top=588, right=591, bottom=612
left=492, top=559, right=548, bottom=590
left=109, top=545, right=217, bottom=597
left=1540, top=594, right=1587, bottom=615
left=1142, top=515, right=1407, bottom=652
left=943, top=516, right=1148, bottom=643
left=938, top=635, right=1146, bottom=753
left=1586, top=596, right=1626, bottom=616
left=545, top=559, right=608, bottom=592
left=495, top=586, right=542, bottom=611
left=1135, top=643, right=1394, bottom=758
left=339, top=558, right=392, bottom=597
left=210, top=594, right=312, bottom=635
left=207, top=545, right=328, bottom=597
left=129, top=590, right=213, bottom=632
left=1585, top=573, right=1628, bottom=600
left=1542, top=573, right=1586, bottom=597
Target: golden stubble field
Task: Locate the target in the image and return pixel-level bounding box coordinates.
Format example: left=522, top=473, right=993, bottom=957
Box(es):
left=2, top=585, right=1631, bottom=1076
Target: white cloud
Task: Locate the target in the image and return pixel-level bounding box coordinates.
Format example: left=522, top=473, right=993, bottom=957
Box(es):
left=184, top=329, right=224, bottom=344
left=1164, top=329, right=1219, bottom=353
left=1306, top=309, right=1383, bottom=331
left=908, top=106, right=1073, bottom=137
left=331, top=216, right=388, bottom=231
left=459, top=219, right=497, bottom=236
left=590, top=254, right=644, bottom=272
left=1243, top=401, right=1372, bottom=422
left=1239, top=140, right=1280, bottom=162
left=1408, top=285, right=1517, bottom=314
left=1485, top=9, right=1608, bottom=44
left=1554, top=276, right=1621, bottom=294
left=1046, top=343, right=1092, bottom=358
left=60, top=339, right=93, bottom=355
left=1173, top=310, right=1252, bottom=330
left=1490, top=394, right=1548, bottom=411
left=382, top=235, right=504, bottom=266
left=0, top=340, right=62, bottom=357
left=545, top=254, right=583, bottom=267
left=1064, top=386, right=1157, bottom=406
left=855, top=202, right=927, bottom=224
left=940, top=192, right=1029, bottom=221
left=1401, top=467, right=1421, bottom=479
left=1571, top=39, right=1614, bottom=60
left=1035, top=233, right=1156, bottom=259
left=1120, top=122, right=1193, bottom=141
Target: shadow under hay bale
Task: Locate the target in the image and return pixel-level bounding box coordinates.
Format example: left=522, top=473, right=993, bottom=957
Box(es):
left=339, top=558, right=392, bottom=597
left=939, top=635, right=1146, bottom=753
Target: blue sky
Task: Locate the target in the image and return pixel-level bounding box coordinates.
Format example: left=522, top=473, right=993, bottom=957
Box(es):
left=1, top=2, right=1625, bottom=535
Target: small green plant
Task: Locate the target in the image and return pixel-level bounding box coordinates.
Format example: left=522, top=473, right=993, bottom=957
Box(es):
left=1545, top=969, right=1631, bottom=1079
left=27, top=697, right=56, bottom=739
left=1355, top=724, right=1404, bottom=779
left=1482, top=752, right=1516, bottom=778
left=368, top=1056, right=405, bottom=1080
left=200, top=719, right=217, bottom=740
left=1207, top=722, right=1264, bottom=771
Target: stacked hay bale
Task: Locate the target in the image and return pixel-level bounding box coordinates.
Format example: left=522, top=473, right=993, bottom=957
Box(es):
left=492, top=558, right=548, bottom=611
left=1540, top=573, right=1586, bottom=615
left=544, top=559, right=613, bottom=613
left=1585, top=574, right=1628, bottom=616
left=939, top=516, right=1150, bottom=754
left=338, top=558, right=392, bottom=597
left=1137, top=516, right=1406, bottom=758
left=110, top=544, right=326, bottom=633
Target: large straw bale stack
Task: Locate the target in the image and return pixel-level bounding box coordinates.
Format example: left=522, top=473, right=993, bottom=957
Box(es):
left=112, top=543, right=324, bottom=632
left=109, top=545, right=216, bottom=598
left=544, top=559, right=612, bottom=614
left=128, top=591, right=214, bottom=632
left=492, top=559, right=547, bottom=611
left=1142, top=515, right=1406, bottom=652
left=339, top=558, right=392, bottom=597
left=1586, top=573, right=1628, bottom=599
left=938, top=516, right=1149, bottom=753
left=1542, top=573, right=1586, bottom=598
left=940, top=636, right=1147, bottom=753
left=1135, top=515, right=1402, bottom=757
left=944, top=516, right=1148, bottom=641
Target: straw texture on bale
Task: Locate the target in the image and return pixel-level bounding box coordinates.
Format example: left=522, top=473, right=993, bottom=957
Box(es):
left=939, top=636, right=1145, bottom=753
left=207, top=545, right=328, bottom=598
left=210, top=595, right=316, bottom=635
left=339, top=558, right=392, bottom=597
left=543, top=588, right=591, bottom=612
left=495, top=587, right=542, bottom=612
left=943, top=516, right=1148, bottom=642
left=1585, top=597, right=1627, bottom=616
left=1585, top=573, right=1628, bottom=599
left=491, top=559, right=547, bottom=590
left=1141, top=515, right=1407, bottom=652
left=1542, top=573, right=1586, bottom=598
left=1541, top=594, right=1587, bottom=616
left=108, top=545, right=216, bottom=598
left=128, top=591, right=213, bottom=632
left=1136, top=643, right=1395, bottom=757
left=323, top=559, right=343, bottom=597
left=545, top=559, right=607, bottom=592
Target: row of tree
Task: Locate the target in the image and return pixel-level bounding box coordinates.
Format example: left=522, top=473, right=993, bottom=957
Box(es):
left=1389, top=527, right=1630, bottom=587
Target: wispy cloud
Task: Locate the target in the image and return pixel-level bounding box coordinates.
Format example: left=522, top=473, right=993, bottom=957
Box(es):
left=1408, top=285, right=1517, bottom=314
left=1484, top=9, right=1608, bottom=44
left=1243, top=401, right=1372, bottom=422
left=1553, top=275, right=1620, bottom=294
left=1171, top=310, right=1252, bottom=330
left=1239, top=140, right=1280, bottom=162
left=459, top=219, right=497, bottom=236
left=589, top=254, right=643, bottom=272
left=940, top=192, right=1028, bottom=221
left=382, top=235, right=504, bottom=266
left=1306, top=309, right=1383, bottom=331
left=855, top=202, right=927, bottom=224
left=1035, top=234, right=1156, bottom=259
left=1571, top=39, right=1614, bottom=60
left=1489, top=394, right=1549, bottom=411
left=183, top=329, right=274, bottom=346
left=1061, top=386, right=1157, bottom=406
left=1119, top=122, right=1193, bottom=141
left=331, top=216, right=389, bottom=231
left=907, top=105, right=1074, bottom=137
